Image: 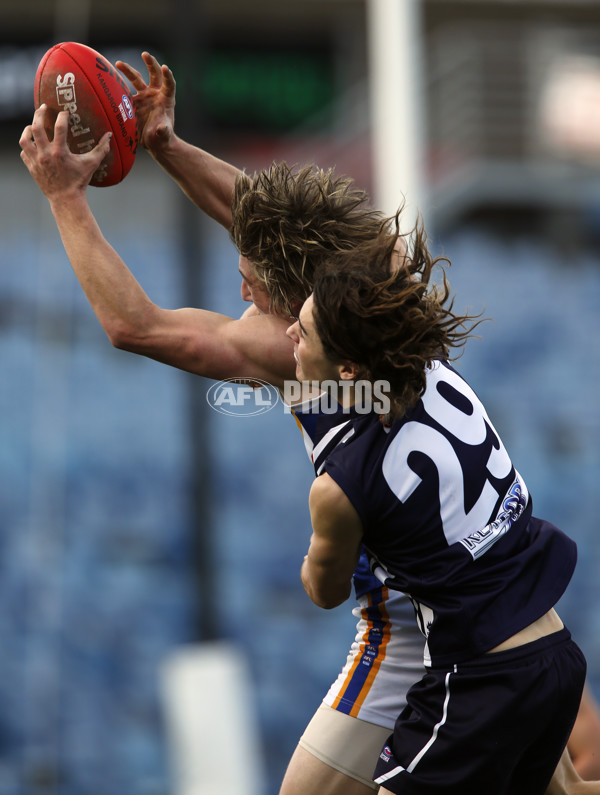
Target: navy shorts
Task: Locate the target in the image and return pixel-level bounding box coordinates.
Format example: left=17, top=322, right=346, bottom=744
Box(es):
left=373, top=628, right=586, bottom=795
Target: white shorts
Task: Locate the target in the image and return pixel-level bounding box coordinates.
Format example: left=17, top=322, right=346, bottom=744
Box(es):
left=323, top=587, right=425, bottom=728
left=299, top=587, right=426, bottom=787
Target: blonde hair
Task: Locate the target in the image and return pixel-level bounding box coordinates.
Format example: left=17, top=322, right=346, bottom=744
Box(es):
left=231, top=162, right=385, bottom=317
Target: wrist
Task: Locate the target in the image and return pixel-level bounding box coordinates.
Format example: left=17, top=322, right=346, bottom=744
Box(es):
left=148, top=131, right=184, bottom=165
left=48, top=190, right=92, bottom=222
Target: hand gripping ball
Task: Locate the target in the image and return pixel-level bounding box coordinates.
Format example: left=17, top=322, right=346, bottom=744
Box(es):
left=34, top=42, right=138, bottom=187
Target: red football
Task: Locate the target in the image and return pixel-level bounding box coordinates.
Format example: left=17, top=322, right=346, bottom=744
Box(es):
left=34, top=42, right=138, bottom=187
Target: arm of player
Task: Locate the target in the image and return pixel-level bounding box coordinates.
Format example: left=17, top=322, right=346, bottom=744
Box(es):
left=19, top=107, right=296, bottom=386
left=116, top=52, right=239, bottom=229
left=302, top=473, right=363, bottom=609
left=544, top=748, right=585, bottom=795
left=566, top=684, right=600, bottom=780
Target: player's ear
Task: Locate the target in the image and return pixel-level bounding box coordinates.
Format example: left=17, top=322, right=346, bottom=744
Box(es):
left=339, top=362, right=359, bottom=381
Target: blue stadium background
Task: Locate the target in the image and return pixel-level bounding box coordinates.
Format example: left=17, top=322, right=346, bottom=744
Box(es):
left=2, top=147, right=600, bottom=794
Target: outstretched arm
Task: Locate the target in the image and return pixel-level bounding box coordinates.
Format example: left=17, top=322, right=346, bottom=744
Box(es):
left=19, top=106, right=295, bottom=386
left=302, top=473, right=363, bottom=609
left=116, top=52, right=240, bottom=228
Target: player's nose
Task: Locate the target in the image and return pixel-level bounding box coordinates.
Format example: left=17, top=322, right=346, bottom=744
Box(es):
left=286, top=320, right=299, bottom=341
left=240, top=279, right=252, bottom=302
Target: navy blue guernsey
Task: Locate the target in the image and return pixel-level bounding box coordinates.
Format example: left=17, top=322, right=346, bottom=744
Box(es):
left=291, top=395, right=383, bottom=599
left=323, top=361, right=577, bottom=667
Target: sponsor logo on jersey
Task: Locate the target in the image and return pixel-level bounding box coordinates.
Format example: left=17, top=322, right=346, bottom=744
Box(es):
left=459, top=475, right=529, bottom=559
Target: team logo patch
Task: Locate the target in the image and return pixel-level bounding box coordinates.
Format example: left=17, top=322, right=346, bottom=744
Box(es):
left=379, top=745, right=393, bottom=763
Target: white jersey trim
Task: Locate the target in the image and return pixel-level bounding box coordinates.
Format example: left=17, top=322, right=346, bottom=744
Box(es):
left=374, top=670, right=454, bottom=785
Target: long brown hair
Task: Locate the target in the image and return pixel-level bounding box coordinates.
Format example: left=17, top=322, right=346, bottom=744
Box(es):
left=312, top=211, right=484, bottom=421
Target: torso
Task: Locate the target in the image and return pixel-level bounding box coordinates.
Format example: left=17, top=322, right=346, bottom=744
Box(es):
left=323, top=361, right=577, bottom=666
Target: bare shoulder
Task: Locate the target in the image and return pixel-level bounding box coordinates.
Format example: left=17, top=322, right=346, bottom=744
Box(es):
left=309, top=473, right=346, bottom=506
left=221, top=311, right=296, bottom=384
left=309, top=474, right=362, bottom=535
left=149, top=306, right=296, bottom=385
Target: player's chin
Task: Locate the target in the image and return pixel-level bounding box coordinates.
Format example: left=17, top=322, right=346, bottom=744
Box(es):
left=293, top=356, right=307, bottom=383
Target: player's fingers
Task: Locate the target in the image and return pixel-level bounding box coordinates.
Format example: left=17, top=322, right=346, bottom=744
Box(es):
left=19, top=124, right=35, bottom=153
left=161, top=64, right=176, bottom=95
left=115, top=60, right=145, bottom=91
left=53, top=109, right=71, bottom=144
left=19, top=148, right=32, bottom=169
left=142, top=52, right=163, bottom=87
left=29, top=104, right=52, bottom=145
left=29, top=103, right=46, bottom=129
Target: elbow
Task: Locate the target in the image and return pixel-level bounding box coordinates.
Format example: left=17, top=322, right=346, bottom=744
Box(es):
left=105, top=322, right=139, bottom=352
left=301, top=557, right=352, bottom=610
left=100, top=301, right=163, bottom=354
left=314, top=595, right=347, bottom=610
left=308, top=583, right=351, bottom=610
left=104, top=314, right=157, bottom=354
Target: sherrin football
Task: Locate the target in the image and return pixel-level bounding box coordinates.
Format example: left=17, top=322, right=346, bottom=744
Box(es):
left=34, top=42, right=138, bottom=187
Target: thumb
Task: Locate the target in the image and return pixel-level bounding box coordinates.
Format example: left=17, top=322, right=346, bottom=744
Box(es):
left=85, top=131, right=113, bottom=171
left=96, top=131, right=113, bottom=155
left=86, top=130, right=112, bottom=162
left=83, top=132, right=112, bottom=183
